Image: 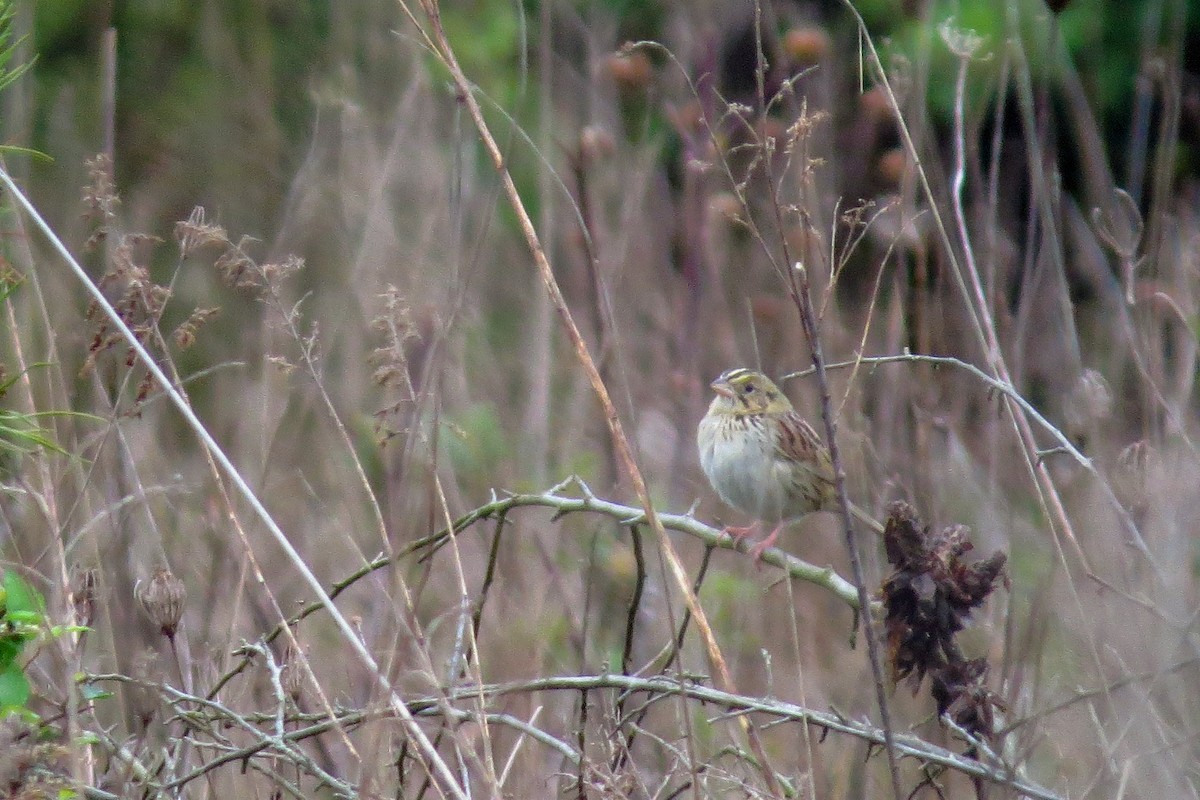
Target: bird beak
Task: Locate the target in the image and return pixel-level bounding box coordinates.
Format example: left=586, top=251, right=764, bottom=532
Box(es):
left=711, top=379, right=735, bottom=399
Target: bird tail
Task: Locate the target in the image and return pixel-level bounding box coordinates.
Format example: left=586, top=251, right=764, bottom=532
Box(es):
left=850, top=502, right=885, bottom=537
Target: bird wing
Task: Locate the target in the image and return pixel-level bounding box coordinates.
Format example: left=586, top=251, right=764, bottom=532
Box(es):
left=774, top=411, right=825, bottom=464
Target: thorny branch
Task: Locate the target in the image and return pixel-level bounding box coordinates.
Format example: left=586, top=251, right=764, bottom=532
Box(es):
left=82, top=671, right=1061, bottom=800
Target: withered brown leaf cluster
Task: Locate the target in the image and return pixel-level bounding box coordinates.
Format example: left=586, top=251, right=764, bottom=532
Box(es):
left=881, top=500, right=1008, bottom=749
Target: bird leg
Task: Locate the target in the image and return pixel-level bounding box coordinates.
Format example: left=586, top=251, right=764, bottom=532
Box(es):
left=749, top=523, right=784, bottom=565
left=722, top=522, right=761, bottom=545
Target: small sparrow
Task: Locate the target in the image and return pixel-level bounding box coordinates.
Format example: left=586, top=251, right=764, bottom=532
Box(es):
left=697, top=367, right=878, bottom=560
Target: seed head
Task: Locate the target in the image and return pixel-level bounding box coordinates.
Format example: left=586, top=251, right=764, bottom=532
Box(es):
left=69, top=566, right=97, bottom=629
left=135, top=568, right=186, bottom=638
left=280, top=637, right=305, bottom=702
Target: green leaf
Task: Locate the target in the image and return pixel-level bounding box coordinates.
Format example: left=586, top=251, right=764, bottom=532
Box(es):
left=0, top=144, right=50, bottom=161
left=0, top=663, right=30, bottom=709
left=6, top=609, right=41, bottom=627
left=49, top=624, right=90, bottom=637
left=0, top=639, right=21, bottom=670
left=3, top=570, right=43, bottom=617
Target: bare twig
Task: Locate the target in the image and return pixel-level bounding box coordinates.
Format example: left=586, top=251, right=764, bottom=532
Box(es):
left=786, top=353, right=1155, bottom=560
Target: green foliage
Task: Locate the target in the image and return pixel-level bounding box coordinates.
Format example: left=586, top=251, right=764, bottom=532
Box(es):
left=0, top=406, right=68, bottom=459
left=699, top=571, right=762, bottom=655
left=0, top=0, right=30, bottom=94
left=443, top=403, right=512, bottom=486
left=876, top=0, right=1149, bottom=124
left=439, top=0, right=526, bottom=112
left=0, top=278, right=97, bottom=472
left=0, top=570, right=43, bottom=717
left=0, top=0, right=48, bottom=163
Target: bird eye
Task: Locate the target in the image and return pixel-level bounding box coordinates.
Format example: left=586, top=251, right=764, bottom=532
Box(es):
left=743, top=384, right=755, bottom=393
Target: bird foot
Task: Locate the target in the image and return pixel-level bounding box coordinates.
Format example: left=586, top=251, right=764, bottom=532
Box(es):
left=722, top=522, right=761, bottom=544
left=749, top=524, right=783, bottom=567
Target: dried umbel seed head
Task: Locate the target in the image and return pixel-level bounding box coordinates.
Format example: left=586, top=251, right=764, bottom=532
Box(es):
left=578, top=125, right=615, bottom=163
left=69, top=566, right=97, bottom=629
left=875, top=147, right=910, bottom=187
left=280, top=638, right=305, bottom=701
left=881, top=501, right=1008, bottom=691
left=1112, top=440, right=1160, bottom=513
left=930, top=658, right=1005, bottom=752
left=129, top=649, right=161, bottom=730
left=135, top=568, right=186, bottom=638
left=783, top=26, right=831, bottom=65
left=1063, top=368, right=1112, bottom=438
left=605, top=49, right=653, bottom=91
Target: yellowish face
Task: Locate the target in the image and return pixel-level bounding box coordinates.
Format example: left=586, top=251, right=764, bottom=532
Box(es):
left=709, top=368, right=793, bottom=415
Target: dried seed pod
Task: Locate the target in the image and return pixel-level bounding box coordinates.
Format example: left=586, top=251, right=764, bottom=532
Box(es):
left=69, top=566, right=97, bottom=629
left=605, top=49, right=653, bottom=91
left=1112, top=439, right=1160, bottom=514
left=931, top=658, right=1005, bottom=752
left=280, top=637, right=305, bottom=702
left=129, top=649, right=161, bottom=730
left=135, top=568, right=186, bottom=638
left=881, top=501, right=1008, bottom=691
left=1063, top=368, right=1112, bottom=439
left=783, top=26, right=831, bottom=66
left=578, top=125, right=615, bottom=163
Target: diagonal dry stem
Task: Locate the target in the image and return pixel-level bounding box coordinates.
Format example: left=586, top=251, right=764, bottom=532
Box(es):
left=0, top=166, right=469, bottom=800
left=406, top=1, right=786, bottom=795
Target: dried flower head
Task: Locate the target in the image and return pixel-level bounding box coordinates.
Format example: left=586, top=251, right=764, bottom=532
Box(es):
left=783, top=26, right=830, bottom=65
left=1063, top=368, right=1113, bottom=439
left=135, top=568, right=186, bottom=638
left=1112, top=439, right=1161, bottom=516
left=369, top=286, right=418, bottom=389
left=172, top=307, right=220, bottom=350
left=69, top=566, right=97, bottom=629
left=280, top=636, right=306, bottom=702
left=129, top=649, right=161, bottom=730
left=213, top=235, right=260, bottom=288
left=174, top=206, right=230, bottom=258
left=881, top=502, right=1007, bottom=691
left=931, top=658, right=1005, bottom=753
left=82, top=154, right=120, bottom=248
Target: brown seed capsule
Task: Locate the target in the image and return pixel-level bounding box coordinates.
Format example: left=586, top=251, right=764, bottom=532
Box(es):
left=1113, top=440, right=1159, bottom=514
left=280, top=638, right=305, bottom=701
left=579, top=125, right=615, bottom=163
left=69, top=566, right=97, bottom=629
left=1063, top=368, right=1112, bottom=439
left=875, top=146, right=910, bottom=187
left=135, top=568, right=186, bottom=638
left=783, top=27, right=831, bottom=65
left=605, top=49, right=653, bottom=91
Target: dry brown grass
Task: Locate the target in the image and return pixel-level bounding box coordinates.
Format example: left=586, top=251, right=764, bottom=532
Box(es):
left=0, top=1, right=1197, bottom=798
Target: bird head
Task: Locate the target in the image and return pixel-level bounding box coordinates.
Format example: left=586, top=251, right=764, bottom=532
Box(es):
left=708, top=368, right=794, bottom=415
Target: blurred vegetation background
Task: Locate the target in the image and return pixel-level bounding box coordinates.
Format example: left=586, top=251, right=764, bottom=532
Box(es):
left=1, top=0, right=1199, bottom=797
